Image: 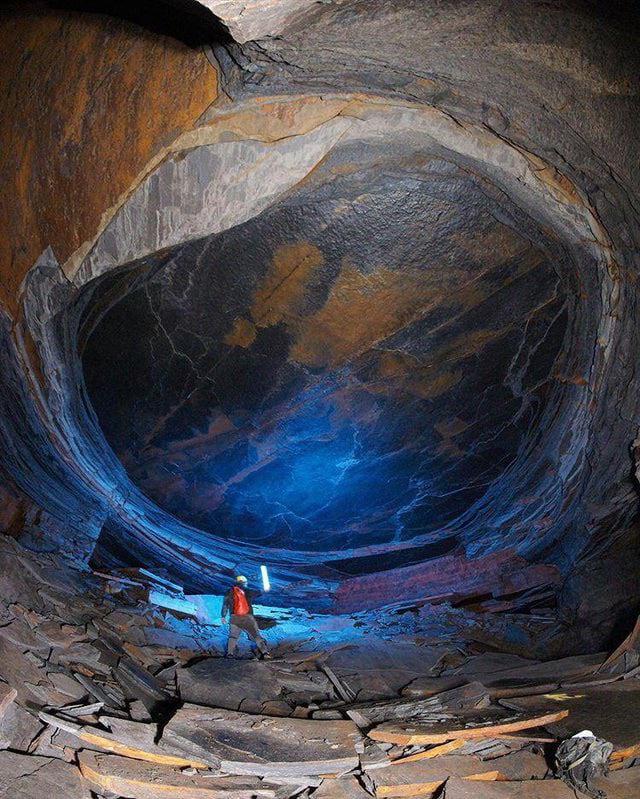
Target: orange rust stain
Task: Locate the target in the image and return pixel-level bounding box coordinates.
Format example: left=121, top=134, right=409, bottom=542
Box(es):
left=555, top=373, right=589, bottom=386
left=611, top=743, right=640, bottom=764
left=434, top=416, right=470, bottom=459
left=434, top=417, right=470, bottom=438
left=135, top=412, right=235, bottom=466
left=372, top=351, right=463, bottom=401
left=78, top=756, right=181, bottom=798
left=290, top=263, right=438, bottom=368
left=407, top=368, right=463, bottom=400
left=431, top=327, right=507, bottom=363
left=376, top=350, right=419, bottom=380
left=0, top=6, right=218, bottom=314
left=390, top=738, right=465, bottom=763
left=371, top=325, right=507, bottom=402
left=377, top=781, right=444, bottom=797
left=251, top=242, right=325, bottom=328
left=450, top=222, right=531, bottom=265
left=224, top=317, right=257, bottom=348
left=516, top=147, right=586, bottom=208
left=416, top=77, right=439, bottom=90
left=288, top=237, right=542, bottom=371
left=465, top=771, right=509, bottom=782
left=78, top=731, right=209, bottom=769
left=194, top=96, right=352, bottom=145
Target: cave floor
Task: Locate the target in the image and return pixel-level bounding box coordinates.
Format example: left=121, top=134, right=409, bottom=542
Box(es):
left=1, top=535, right=639, bottom=799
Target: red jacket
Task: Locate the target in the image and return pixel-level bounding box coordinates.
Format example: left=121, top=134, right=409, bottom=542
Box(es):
left=222, top=585, right=259, bottom=617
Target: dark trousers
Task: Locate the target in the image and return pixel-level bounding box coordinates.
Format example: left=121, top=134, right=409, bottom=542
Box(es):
left=227, top=613, right=268, bottom=656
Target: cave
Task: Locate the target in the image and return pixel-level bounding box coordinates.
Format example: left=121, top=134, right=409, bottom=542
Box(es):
left=1, top=2, right=639, bottom=797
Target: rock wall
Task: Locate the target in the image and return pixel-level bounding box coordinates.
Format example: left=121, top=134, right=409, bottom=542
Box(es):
left=0, top=2, right=218, bottom=313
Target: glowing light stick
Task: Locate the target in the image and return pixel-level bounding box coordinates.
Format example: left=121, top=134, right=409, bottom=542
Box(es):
left=260, top=564, right=271, bottom=592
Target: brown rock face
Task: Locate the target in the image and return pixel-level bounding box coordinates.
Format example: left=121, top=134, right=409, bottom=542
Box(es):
left=0, top=4, right=217, bottom=313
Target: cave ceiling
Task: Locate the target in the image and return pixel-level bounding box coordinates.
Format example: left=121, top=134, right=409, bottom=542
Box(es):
left=81, top=153, right=570, bottom=560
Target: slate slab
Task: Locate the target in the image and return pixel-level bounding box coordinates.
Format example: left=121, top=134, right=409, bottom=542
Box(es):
left=78, top=750, right=276, bottom=798
left=444, top=777, right=582, bottom=798
left=0, top=683, right=17, bottom=719
left=593, top=765, right=640, bottom=799
left=370, top=749, right=548, bottom=792
left=311, top=777, right=371, bottom=798
left=355, top=681, right=490, bottom=724
left=40, top=711, right=217, bottom=769
left=0, top=750, right=91, bottom=799
left=500, top=681, right=640, bottom=751
left=163, top=703, right=362, bottom=777
left=176, top=657, right=328, bottom=713
left=0, top=700, right=43, bottom=751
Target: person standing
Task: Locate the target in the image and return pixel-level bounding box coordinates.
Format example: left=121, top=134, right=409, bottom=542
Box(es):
left=221, top=574, right=271, bottom=659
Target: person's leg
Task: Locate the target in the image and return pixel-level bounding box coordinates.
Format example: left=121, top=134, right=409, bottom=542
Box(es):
left=227, top=618, right=241, bottom=656
left=243, top=614, right=269, bottom=655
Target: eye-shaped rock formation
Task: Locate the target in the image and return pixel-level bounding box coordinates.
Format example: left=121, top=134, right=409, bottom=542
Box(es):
left=1, top=0, right=639, bottom=655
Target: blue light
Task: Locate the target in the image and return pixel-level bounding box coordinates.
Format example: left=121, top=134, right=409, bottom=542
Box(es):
left=260, top=564, right=271, bottom=592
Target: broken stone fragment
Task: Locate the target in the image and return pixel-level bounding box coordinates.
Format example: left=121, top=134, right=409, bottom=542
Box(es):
left=0, top=618, right=49, bottom=651
left=34, top=621, right=88, bottom=649
left=461, top=652, right=607, bottom=690
left=113, top=658, right=168, bottom=712
left=39, top=711, right=217, bottom=769
left=354, top=681, right=491, bottom=724
left=402, top=677, right=468, bottom=699
left=494, top=681, right=640, bottom=753
left=78, top=750, right=276, bottom=799
left=129, top=699, right=153, bottom=722
left=30, top=725, right=79, bottom=762
left=592, top=764, right=640, bottom=799
left=58, top=701, right=104, bottom=719
left=370, top=749, right=549, bottom=794
left=0, top=694, right=43, bottom=751
left=176, top=657, right=329, bottom=714
left=260, top=699, right=295, bottom=717
left=143, top=626, right=200, bottom=650
left=0, top=636, right=77, bottom=706
left=54, top=641, right=112, bottom=676
left=307, top=776, right=371, bottom=798
left=0, top=750, right=91, bottom=799
left=162, top=704, right=362, bottom=777
left=369, top=709, right=570, bottom=746
left=0, top=683, right=17, bottom=719
left=443, top=778, right=584, bottom=798
left=46, top=672, right=87, bottom=702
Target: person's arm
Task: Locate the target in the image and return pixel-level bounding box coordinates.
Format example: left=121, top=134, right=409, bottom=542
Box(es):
left=246, top=588, right=262, bottom=613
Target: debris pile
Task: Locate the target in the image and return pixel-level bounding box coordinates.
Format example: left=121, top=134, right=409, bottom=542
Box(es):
left=1, top=535, right=639, bottom=798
